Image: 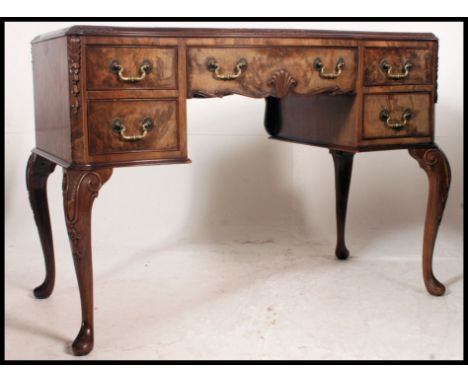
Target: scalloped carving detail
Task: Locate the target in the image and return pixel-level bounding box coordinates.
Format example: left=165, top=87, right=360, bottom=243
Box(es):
left=268, top=70, right=297, bottom=98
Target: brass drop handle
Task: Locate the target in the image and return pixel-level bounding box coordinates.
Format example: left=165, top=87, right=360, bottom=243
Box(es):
left=207, top=58, right=248, bottom=81
left=110, top=60, right=152, bottom=83
left=111, top=117, right=154, bottom=141
left=314, top=57, right=345, bottom=79
left=380, top=60, right=412, bottom=80
left=380, top=109, right=412, bottom=130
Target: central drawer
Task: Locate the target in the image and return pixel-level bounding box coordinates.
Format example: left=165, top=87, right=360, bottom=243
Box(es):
left=187, top=47, right=357, bottom=98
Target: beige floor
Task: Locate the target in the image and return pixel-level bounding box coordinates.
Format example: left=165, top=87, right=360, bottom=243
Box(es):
left=5, top=224, right=463, bottom=360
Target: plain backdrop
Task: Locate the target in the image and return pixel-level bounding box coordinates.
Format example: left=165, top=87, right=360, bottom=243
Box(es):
left=4, top=22, right=464, bottom=360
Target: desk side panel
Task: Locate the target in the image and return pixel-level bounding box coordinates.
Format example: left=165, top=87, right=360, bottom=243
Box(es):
left=32, top=36, right=72, bottom=163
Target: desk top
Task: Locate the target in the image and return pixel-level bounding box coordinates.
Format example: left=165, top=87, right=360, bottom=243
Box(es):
left=31, top=25, right=438, bottom=44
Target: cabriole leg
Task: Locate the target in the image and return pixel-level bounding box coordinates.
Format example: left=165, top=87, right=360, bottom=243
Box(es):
left=409, top=146, right=451, bottom=296
left=330, top=150, right=355, bottom=260
left=62, top=167, right=112, bottom=355
left=26, top=153, right=57, bottom=299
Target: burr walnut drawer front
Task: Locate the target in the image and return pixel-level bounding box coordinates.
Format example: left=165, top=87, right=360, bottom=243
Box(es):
left=364, top=48, right=433, bottom=86
left=86, top=46, right=178, bottom=90
left=87, top=99, right=180, bottom=157
left=187, top=47, right=357, bottom=98
left=363, top=93, right=432, bottom=140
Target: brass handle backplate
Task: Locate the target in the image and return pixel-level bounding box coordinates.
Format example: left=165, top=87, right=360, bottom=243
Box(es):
left=110, top=60, right=152, bottom=83
left=111, top=117, right=154, bottom=141
left=379, top=109, right=412, bottom=130
left=380, top=60, right=412, bottom=80
left=314, top=57, right=345, bottom=79
left=207, top=58, right=248, bottom=81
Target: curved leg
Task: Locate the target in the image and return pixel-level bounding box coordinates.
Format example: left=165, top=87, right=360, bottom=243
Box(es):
left=330, top=150, right=355, bottom=260
left=63, top=167, right=112, bottom=355
left=26, top=153, right=57, bottom=299
left=409, top=146, right=451, bottom=296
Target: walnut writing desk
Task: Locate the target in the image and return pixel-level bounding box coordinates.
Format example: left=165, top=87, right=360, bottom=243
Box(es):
left=27, top=26, right=451, bottom=356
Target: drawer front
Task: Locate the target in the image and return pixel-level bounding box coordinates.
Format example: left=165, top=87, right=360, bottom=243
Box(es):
left=88, top=100, right=179, bottom=156
left=86, top=46, right=177, bottom=90
left=363, top=93, right=431, bottom=140
left=364, top=48, right=433, bottom=86
left=188, top=47, right=356, bottom=98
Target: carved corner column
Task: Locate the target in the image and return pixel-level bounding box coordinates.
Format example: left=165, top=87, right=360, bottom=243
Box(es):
left=62, top=167, right=112, bottom=355
left=409, top=145, right=451, bottom=296
left=330, top=150, right=355, bottom=260
left=26, top=153, right=57, bottom=298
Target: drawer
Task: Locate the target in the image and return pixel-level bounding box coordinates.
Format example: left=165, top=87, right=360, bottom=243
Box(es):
left=363, top=93, right=431, bottom=140
left=87, top=100, right=180, bottom=156
left=188, top=47, right=356, bottom=98
left=364, top=48, right=433, bottom=86
left=86, top=46, right=178, bottom=90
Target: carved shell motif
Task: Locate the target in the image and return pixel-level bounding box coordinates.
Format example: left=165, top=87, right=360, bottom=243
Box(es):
left=268, top=70, right=297, bottom=98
